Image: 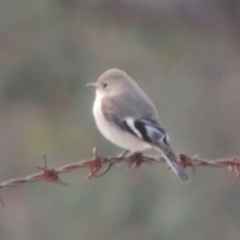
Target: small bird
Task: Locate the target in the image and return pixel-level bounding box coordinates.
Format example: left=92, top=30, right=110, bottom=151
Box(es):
left=87, top=68, right=189, bottom=182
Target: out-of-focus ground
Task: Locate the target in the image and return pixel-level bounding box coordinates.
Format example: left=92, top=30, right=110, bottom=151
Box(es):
left=1, top=1, right=240, bottom=239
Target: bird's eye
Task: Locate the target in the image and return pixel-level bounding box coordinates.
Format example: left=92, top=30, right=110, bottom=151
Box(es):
left=102, top=82, right=108, bottom=88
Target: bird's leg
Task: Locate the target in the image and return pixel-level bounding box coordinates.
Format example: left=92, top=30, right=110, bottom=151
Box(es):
left=116, top=149, right=136, bottom=166
left=121, top=151, right=144, bottom=167
left=117, top=149, right=132, bottom=158
left=94, top=150, right=134, bottom=177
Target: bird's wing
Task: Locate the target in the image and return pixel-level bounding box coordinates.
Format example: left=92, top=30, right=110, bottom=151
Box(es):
left=101, top=97, right=168, bottom=146
left=127, top=118, right=169, bottom=146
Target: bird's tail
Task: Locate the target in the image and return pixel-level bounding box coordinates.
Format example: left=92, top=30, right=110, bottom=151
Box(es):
left=156, top=144, right=189, bottom=182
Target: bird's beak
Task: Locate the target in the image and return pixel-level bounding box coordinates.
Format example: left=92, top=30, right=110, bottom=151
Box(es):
left=86, top=82, right=97, bottom=88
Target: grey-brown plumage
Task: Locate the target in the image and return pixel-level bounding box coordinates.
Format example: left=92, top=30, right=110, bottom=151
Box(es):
left=87, top=68, right=189, bottom=182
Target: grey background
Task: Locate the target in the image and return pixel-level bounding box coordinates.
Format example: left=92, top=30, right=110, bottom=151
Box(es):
left=0, top=1, right=240, bottom=239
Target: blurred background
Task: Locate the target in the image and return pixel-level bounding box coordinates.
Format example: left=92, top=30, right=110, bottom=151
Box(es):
left=0, top=0, right=240, bottom=239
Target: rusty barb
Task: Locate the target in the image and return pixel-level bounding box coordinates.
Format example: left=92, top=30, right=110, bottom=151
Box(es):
left=0, top=149, right=240, bottom=204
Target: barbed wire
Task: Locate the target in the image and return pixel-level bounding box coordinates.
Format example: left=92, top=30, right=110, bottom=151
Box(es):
left=0, top=149, right=240, bottom=204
